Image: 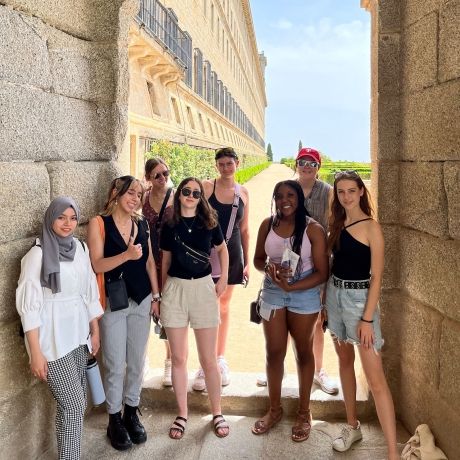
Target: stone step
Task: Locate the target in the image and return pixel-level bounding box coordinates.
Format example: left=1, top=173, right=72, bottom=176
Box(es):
left=141, top=369, right=375, bottom=421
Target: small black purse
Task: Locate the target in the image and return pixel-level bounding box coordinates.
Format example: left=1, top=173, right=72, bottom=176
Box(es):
left=106, top=222, right=133, bottom=312
left=175, top=233, right=210, bottom=275
left=250, top=289, right=262, bottom=324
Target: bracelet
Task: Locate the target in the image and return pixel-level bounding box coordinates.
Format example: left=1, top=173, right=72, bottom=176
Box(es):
left=264, top=263, right=270, bottom=273
left=151, top=293, right=161, bottom=303
left=360, top=317, right=373, bottom=323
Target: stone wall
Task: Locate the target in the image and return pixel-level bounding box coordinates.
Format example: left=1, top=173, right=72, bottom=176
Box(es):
left=0, top=1, right=136, bottom=457
left=368, top=0, right=460, bottom=457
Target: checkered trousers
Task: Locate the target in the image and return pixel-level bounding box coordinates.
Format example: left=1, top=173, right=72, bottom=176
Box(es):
left=47, top=345, right=89, bottom=460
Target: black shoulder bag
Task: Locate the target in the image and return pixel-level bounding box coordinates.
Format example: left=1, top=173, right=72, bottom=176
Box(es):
left=105, top=222, right=134, bottom=311
left=174, top=233, right=211, bottom=276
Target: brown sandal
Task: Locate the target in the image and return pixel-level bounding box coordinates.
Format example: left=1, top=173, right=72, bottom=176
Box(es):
left=291, top=409, right=312, bottom=442
left=252, top=407, right=283, bottom=435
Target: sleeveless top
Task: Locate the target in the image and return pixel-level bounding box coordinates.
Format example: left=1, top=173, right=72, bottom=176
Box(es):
left=303, top=179, right=332, bottom=231
left=102, top=215, right=151, bottom=304
left=208, top=180, right=245, bottom=284
left=142, top=190, right=173, bottom=274
left=264, top=218, right=314, bottom=273
left=332, top=219, right=372, bottom=280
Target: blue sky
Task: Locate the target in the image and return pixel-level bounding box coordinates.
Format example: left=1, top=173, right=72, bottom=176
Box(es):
left=250, top=0, right=371, bottom=162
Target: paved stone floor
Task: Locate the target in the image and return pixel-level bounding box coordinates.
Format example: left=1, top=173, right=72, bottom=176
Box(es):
left=71, top=407, right=408, bottom=460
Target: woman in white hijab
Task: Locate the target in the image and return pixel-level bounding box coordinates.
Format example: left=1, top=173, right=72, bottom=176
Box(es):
left=16, top=196, right=103, bottom=460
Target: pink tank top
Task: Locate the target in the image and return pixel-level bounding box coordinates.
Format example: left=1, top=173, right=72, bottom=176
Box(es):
left=264, top=220, right=314, bottom=273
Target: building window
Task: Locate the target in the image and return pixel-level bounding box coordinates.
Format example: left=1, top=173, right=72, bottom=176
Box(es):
left=186, top=106, right=196, bottom=130
left=146, top=81, right=160, bottom=116
left=211, top=3, right=214, bottom=32
left=171, top=97, right=181, bottom=124
left=198, top=112, right=206, bottom=133
left=194, top=48, right=203, bottom=97
left=207, top=118, right=214, bottom=136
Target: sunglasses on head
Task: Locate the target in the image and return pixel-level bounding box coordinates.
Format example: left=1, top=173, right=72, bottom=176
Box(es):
left=334, top=170, right=359, bottom=179
left=297, top=159, right=319, bottom=168
left=153, top=170, right=170, bottom=180
left=181, top=187, right=202, bottom=199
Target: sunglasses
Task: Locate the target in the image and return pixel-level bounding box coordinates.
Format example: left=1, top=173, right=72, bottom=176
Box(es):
left=181, top=187, right=202, bottom=199
left=153, top=170, right=170, bottom=180
left=334, top=170, right=359, bottom=179
left=297, top=159, right=319, bottom=168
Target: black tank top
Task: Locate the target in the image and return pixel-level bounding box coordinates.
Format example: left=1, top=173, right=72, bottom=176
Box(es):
left=102, top=215, right=151, bottom=304
left=332, top=219, right=372, bottom=280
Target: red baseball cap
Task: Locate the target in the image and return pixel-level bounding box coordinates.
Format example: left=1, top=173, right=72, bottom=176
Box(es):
left=296, top=147, right=321, bottom=166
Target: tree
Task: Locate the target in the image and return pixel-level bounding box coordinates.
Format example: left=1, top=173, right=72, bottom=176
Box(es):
left=298, top=140, right=303, bottom=152
left=266, top=143, right=273, bottom=161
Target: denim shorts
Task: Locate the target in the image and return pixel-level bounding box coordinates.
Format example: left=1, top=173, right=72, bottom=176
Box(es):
left=259, top=269, right=321, bottom=320
left=325, top=278, right=384, bottom=351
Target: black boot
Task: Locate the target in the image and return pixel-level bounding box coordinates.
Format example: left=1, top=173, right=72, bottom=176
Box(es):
left=107, top=411, right=132, bottom=451
left=123, top=404, right=147, bottom=444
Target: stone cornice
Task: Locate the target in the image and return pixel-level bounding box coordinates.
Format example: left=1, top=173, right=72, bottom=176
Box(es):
left=241, top=0, right=267, bottom=107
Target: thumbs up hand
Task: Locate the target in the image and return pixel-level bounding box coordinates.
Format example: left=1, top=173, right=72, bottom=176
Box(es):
left=125, top=236, right=142, bottom=261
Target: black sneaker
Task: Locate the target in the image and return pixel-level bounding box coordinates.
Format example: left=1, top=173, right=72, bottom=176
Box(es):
left=107, top=411, right=132, bottom=451
left=123, top=404, right=147, bottom=444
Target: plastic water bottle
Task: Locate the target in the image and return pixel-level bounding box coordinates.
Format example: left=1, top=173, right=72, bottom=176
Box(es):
left=87, top=358, right=106, bottom=406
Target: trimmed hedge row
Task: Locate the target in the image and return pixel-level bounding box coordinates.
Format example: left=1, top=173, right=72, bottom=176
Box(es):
left=145, top=140, right=269, bottom=186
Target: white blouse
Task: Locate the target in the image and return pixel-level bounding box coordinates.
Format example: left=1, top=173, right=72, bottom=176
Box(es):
left=16, top=238, right=104, bottom=362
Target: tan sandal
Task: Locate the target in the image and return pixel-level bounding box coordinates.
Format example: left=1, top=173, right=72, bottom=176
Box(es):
left=212, top=414, right=230, bottom=438
left=169, top=416, right=187, bottom=440
left=291, top=409, right=311, bottom=442
left=252, top=407, right=283, bottom=435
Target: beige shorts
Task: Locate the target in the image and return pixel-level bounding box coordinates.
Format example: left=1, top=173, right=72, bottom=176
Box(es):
left=160, top=275, right=220, bottom=329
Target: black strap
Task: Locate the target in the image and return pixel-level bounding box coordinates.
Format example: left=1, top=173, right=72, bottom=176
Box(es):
left=213, top=179, right=217, bottom=194
left=158, top=188, right=173, bottom=225
left=344, top=218, right=372, bottom=229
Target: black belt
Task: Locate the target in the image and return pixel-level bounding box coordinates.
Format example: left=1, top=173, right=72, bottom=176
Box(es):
left=332, top=276, right=370, bottom=289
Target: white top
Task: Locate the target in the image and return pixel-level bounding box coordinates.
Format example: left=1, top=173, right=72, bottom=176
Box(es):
left=16, top=238, right=104, bottom=362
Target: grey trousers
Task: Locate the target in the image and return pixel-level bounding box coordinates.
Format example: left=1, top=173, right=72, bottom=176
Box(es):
left=100, top=294, right=151, bottom=414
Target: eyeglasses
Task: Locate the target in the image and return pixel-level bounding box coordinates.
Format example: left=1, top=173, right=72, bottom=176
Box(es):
left=181, top=187, right=202, bottom=199
left=334, top=170, right=359, bottom=179
left=297, top=159, right=319, bottom=168
left=153, top=170, right=170, bottom=180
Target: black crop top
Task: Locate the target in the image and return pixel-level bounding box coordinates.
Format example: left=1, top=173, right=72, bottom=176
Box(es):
left=102, top=215, right=151, bottom=304
left=332, top=227, right=371, bottom=280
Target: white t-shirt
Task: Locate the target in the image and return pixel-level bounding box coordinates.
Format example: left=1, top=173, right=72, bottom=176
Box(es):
left=16, top=238, right=103, bottom=362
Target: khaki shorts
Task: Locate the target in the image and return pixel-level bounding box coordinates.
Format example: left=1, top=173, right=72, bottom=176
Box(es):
left=160, top=275, right=220, bottom=329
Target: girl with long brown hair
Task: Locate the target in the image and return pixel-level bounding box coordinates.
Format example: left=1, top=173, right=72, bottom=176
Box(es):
left=157, top=177, right=230, bottom=439
left=325, top=171, right=398, bottom=459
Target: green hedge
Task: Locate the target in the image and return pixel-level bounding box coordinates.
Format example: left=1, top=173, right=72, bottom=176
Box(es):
left=145, top=140, right=269, bottom=186
left=280, top=158, right=371, bottom=185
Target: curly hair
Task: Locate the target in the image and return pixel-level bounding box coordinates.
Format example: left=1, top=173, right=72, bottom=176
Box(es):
left=101, top=175, right=145, bottom=221
left=169, top=177, right=218, bottom=230
left=328, top=171, right=374, bottom=253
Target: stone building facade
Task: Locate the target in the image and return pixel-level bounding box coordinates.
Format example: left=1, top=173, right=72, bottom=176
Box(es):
left=127, top=0, right=267, bottom=177
left=0, top=0, right=458, bottom=458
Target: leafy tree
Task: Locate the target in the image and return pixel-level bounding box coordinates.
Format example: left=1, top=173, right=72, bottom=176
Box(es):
left=266, top=143, right=273, bottom=161
left=298, top=140, right=303, bottom=151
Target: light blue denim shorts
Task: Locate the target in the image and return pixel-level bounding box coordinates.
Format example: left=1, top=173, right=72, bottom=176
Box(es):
left=325, top=278, right=384, bottom=351
left=259, top=269, right=321, bottom=320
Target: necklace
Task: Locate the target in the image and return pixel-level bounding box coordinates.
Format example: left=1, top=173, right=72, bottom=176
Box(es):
left=114, top=217, right=132, bottom=236
left=181, top=216, right=196, bottom=233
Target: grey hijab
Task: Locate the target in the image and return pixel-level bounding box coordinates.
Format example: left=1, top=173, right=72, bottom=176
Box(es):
left=40, top=196, right=80, bottom=293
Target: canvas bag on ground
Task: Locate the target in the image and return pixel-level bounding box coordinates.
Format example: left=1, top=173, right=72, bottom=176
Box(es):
left=401, top=424, right=447, bottom=460
left=210, top=183, right=241, bottom=278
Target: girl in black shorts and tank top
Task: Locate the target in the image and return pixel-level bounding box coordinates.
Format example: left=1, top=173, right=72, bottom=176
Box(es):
left=194, top=147, right=250, bottom=390
left=325, top=171, right=398, bottom=459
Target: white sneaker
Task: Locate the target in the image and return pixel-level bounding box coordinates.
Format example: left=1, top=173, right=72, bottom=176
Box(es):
left=192, top=368, right=206, bottom=391
left=256, top=374, right=267, bottom=387
left=217, top=356, right=230, bottom=386
left=332, top=421, right=363, bottom=452
left=313, top=369, right=339, bottom=395
left=162, top=359, right=172, bottom=387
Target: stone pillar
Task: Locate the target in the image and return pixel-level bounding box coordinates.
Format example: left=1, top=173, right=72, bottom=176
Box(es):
left=366, top=1, right=460, bottom=457
left=0, top=1, right=138, bottom=457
